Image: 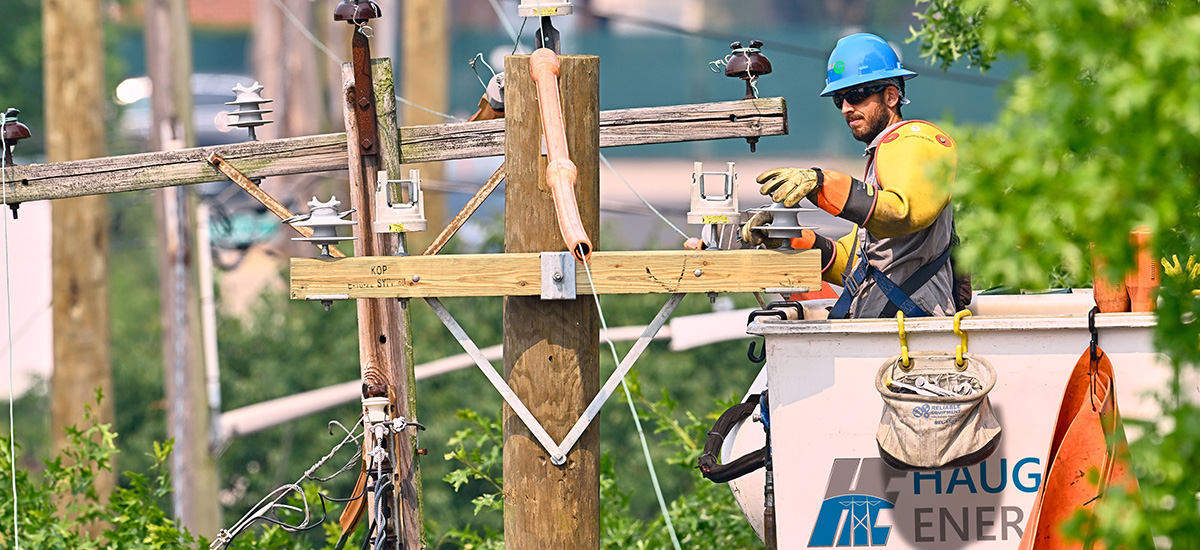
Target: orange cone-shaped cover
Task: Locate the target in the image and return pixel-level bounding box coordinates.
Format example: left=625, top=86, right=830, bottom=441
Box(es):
left=1018, top=348, right=1145, bottom=550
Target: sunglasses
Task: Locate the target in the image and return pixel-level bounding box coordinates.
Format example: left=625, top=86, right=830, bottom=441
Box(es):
left=832, top=85, right=887, bottom=108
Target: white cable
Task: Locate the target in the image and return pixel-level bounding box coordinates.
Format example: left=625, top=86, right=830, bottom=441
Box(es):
left=270, top=0, right=463, bottom=123
left=271, top=0, right=345, bottom=64
left=395, top=95, right=466, bottom=122
left=581, top=259, right=682, bottom=550
left=486, top=0, right=521, bottom=45
left=600, top=153, right=690, bottom=240
left=2, top=111, right=20, bottom=550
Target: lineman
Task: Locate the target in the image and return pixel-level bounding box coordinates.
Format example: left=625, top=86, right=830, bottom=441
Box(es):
left=741, top=33, right=961, bottom=319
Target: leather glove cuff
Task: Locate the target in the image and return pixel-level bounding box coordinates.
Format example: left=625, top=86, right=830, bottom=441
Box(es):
left=813, top=170, right=876, bottom=226
left=792, top=229, right=837, bottom=272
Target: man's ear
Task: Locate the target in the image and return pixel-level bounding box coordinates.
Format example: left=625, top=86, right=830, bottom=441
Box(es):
left=884, top=86, right=901, bottom=108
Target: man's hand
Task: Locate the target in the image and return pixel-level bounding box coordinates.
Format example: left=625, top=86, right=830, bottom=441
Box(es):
left=739, top=211, right=785, bottom=248
left=757, top=168, right=824, bottom=208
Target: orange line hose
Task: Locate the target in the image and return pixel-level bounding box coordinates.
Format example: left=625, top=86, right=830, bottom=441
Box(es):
left=530, top=48, right=593, bottom=262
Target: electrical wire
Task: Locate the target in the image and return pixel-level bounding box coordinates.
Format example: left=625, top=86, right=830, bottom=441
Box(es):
left=269, top=0, right=464, bottom=123
left=589, top=11, right=1007, bottom=87
left=271, top=0, right=345, bottom=65
left=2, top=110, right=19, bottom=550
left=581, top=259, right=683, bottom=550
left=486, top=0, right=521, bottom=45
left=600, top=153, right=689, bottom=240
left=211, top=420, right=365, bottom=549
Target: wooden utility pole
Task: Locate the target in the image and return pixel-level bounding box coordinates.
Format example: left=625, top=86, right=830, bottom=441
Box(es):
left=44, top=0, right=114, bottom=526
left=401, top=0, right=449, bottom=251
left=502, top=54, right=601, bottom=549
left=342, top=59, right=423, bottom=549
left=144, top=0, right=221, bottom=535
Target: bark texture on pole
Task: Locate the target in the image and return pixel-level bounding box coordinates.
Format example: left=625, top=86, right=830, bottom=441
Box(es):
left=502, top=55, right=601, bottom=549
left=44, top=0, right=114, bottom=530
left=144, top=0, right=221, bottom=536
left=341, top=59, right=423, bottom=549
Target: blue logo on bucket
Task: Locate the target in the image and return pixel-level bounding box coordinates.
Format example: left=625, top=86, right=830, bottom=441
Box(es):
left=808, top=458, right=906, bottom=547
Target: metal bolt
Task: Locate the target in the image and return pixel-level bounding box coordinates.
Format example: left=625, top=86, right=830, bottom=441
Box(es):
left=694, top=269, right=703, bottom=277
left=550, top=454, right=566, bottom=466
left=411, top=274, right=420, bottom=283
left=553, top=271, right=564, bottom=282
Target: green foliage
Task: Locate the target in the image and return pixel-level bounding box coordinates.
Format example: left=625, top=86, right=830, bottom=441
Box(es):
left=436, top=379, right=762, bottom=550
left=909, top=0, right=995, bottom=71
left=0, top=395, right=202, bottom=549
left=911, top=1, right=1200, bottom=546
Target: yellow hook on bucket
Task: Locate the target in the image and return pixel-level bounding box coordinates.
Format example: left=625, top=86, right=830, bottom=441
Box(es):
left=896, top=312, right=911, bottom=369
left=954, top=310, right=972, bottom=369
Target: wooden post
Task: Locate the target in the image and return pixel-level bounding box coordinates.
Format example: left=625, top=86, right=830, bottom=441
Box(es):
left=502, top=55, right=600, bottom=549
left=44, top=0, right=114, bottom=530
left=341, top=59, right=423, bottom=549
left=401, top=0, right=449, bottom=252
left=144, top=0, right=221, bottom=535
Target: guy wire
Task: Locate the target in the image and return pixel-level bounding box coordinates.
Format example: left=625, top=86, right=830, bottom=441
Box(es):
left=2, top=110, right=20, bottom=550
left=581, top=259, right=683, bottom=550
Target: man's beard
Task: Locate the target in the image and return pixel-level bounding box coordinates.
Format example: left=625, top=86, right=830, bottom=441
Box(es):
left=850, top=110, right=891, bottom=144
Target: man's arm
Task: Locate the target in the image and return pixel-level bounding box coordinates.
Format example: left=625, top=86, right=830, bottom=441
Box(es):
left=811, top=122, right=958, bottom=239
left=789, top=227, right=858, bottom=286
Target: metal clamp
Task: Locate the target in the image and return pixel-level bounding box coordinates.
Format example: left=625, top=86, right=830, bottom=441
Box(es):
left=540, top=251, right=576, bottom=300
left=1089, top=306, right=1101, bottom=361
left=688, top=162, right=740, bottom=225
left=373, top=169, right=427, bottom=233
left=954, top=310, right=972, bottom=368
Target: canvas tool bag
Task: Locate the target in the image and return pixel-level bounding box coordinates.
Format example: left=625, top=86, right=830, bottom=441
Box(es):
left=874, top=351, right=1001, bottom=470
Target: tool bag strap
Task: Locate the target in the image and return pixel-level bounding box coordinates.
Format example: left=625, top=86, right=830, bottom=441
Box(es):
left=698, top=393, right=767, bottom=484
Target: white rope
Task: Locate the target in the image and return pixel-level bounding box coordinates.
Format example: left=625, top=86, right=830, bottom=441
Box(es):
left=600, top=153, right=690, bottom=240
left=2, top=110, right=20, bottom=550
left=581, top=259, right=682, bottom=550
left=269, top=0, right=463, bottom=123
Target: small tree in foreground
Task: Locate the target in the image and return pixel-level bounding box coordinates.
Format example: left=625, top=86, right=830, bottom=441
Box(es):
left=912, top=1, right=1200, bottom=546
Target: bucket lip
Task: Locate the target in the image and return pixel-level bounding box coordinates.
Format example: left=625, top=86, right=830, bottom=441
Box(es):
left=875, top=351, right=996, bottom=401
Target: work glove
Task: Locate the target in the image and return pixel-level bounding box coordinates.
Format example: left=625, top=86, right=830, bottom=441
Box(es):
left=739, top=210, right=785, bottom=249
left=757, top=168, right=824, bottom=208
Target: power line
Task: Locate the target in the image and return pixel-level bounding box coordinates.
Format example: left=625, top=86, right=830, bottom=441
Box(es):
left=588, top=11, right=1008, bottom=87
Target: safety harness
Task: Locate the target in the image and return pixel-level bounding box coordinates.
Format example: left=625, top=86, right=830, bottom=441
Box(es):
left=829, top=242, right=952, bottom=319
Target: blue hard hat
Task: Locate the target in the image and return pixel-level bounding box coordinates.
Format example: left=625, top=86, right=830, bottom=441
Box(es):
left=820, top=33, right=917, bottom=97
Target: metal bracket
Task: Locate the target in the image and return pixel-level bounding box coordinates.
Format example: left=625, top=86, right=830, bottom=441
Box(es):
left=425, top=293, right=683, bottom=465
left=373, top=169, right=427, bottom=233
left=688, top=161, right=740, bottom=225
left=540, top=251, right=576, bottom=299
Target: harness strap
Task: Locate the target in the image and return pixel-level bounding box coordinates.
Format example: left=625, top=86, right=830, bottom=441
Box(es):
left=830, top=243, right=952, bottom=319
left=879, top=244, right=953, bottom=318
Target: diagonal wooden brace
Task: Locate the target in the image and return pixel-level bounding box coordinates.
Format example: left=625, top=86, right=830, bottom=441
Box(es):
left=206, top=153, right=347, bottom=258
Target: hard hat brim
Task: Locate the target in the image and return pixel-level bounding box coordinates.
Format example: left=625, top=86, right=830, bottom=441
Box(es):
left=820, top=70, right=917, bottom=97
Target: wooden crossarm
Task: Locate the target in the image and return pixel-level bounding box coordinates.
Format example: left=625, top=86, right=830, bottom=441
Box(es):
left=2, top=97, right=786, bottom=204
left=289, top=249, right=819, bottom=299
